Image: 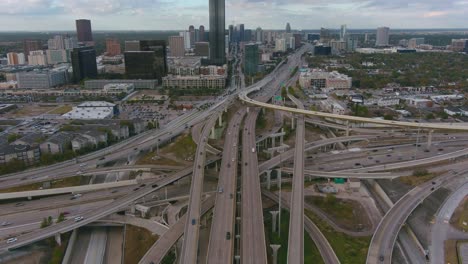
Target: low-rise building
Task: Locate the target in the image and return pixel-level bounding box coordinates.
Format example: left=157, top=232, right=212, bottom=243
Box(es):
left=16, top=68, right=69, bottom=89
left=103, top=83, right=135, bottom=94
left=377, top=97, right=400, bottom=107
left=0, top=144, right=40, bottom=165
left=84, top=79, right=158, bottom=90
left=320, top=99, right=346, bottom=115
left=62, top=101, right=117, bottom=120
left=300, top=68, right=351, bottom=90
left=407, top=98, right=433, bottom=108
left=162, top=75, right=226, bottom=90
left=39, top=132, right=73, bottom=154
left=444, top=106, right=462, bottom=116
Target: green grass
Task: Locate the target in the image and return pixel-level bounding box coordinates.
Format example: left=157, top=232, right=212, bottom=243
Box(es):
left=49, top=105, right=72, bottom=114
left=164, top=133, right=197, bottom=160
left=451, top=198, right=468, bottom=232
left=0, top=176, right=87, bottom=193
left=264, top=208, right=324, bottom=264
left=305, top=209, right=371, bottom=264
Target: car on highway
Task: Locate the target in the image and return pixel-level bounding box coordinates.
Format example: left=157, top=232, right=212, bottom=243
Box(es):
left=152, top=184, right=159, bottom=188
left=252, top=147, right=255, bottom=153
left=74, top=216, right=84, bottom=222
left=1, top=222, right=12, bottom=226
left=379, top=255, right=384, bottom=262
left=218, top=187, right=223, bottom=193
left=111, top=190, right=118, bottom=193
left=191, top=219, right=196, bottom=225
left=6, top=237, right=17, bottom=244
left=14, top=203, right=24, bottom=207
left=226, top=232, right=231, bottom=240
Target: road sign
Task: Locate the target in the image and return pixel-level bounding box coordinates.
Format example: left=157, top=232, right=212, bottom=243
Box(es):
left=275, top=96, right=282, bottom=101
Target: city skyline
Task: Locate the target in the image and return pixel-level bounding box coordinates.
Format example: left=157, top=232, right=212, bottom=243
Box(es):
left=0, top=0, right=467, bottom=31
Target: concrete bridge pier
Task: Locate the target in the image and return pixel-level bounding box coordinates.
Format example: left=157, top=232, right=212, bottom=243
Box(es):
left=427, top=130, right=434, bottom=149
left=218, top=114, right=223, bottom=127
left=55, top=233, right=61, bottom=246
left=270, top=211, right=279, bottom=232
left=345, top=120, right=350, bottom=137
left=280, top=128, right=284, bottom=145
left=276, top=169, right=282, bottom=188
left=246, top=107, right=250, bottom=113
left=266, top=170, right=272, bottom=190
left=270, top=244, right=281, bottom=264
left=291, top=117, right=295, bottom=129
left=130, top=203, right=136, bottom=214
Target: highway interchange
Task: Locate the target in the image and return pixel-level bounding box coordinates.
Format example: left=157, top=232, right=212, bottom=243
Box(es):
left=1, top=43, right=468, bottom=264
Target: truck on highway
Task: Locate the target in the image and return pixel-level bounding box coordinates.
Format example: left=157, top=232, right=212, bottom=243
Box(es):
left=252, top=147, right=255, bottom=153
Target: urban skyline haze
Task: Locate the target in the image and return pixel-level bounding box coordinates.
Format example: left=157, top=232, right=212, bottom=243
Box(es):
left=0, top=0, right=467, bottom=31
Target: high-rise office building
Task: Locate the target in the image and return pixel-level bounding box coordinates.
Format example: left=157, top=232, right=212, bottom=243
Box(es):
left=169, top=36, right=185, bottom=57
left=199, top=25, right=205, bottom=42
left=71, top=46, right=98, bottom=83
left=256, top=27, right=263, bottom=43
left=46, top=49, right=68, bottom=64
left=238, top=24, right=245, bottom=42
left=228, top=25, right=234, bottom=43
left=124, top=40, right=167, bottom=82
left=76, top=19, right=93, bottom=43
left=179, top=31, right=191, bottom=50
left=408, top=38, right=424, bottom=49
left=106, top=39, right=121, bottom=56
left=376, top=27, right=390, bottom=46
left=125, top=40, right=141, bottom=52
left=64, top=36, right=78, bottom=50
left=275, top=39, right=287, bottom=52
left=209, top=0, right=226, bottom=65
left=244, top=29, right=252, bottom=42
left=340, top=24, right=347, bottom=41
left=244, top=43, right=259, bottom=76
left=48, top=35, right=64, bottom=50
left=286, top=22, right=291, bottom=33
left=293, top=33, right=302, bottom=49
left=23, top=40, right=42, bottom=61
left=189, top=25, right=195, bottom=47
left=320, top=28, right=331, bottom=44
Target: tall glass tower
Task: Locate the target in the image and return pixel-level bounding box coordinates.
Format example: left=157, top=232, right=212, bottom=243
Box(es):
left=209, top=0, right=225, bottom=66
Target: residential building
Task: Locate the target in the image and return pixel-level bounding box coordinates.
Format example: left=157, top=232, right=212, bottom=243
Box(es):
left=23, top=39, right=42, bottom=59
left=330, top=41, right=347, bottom=52
left=11, top=133, right=44, bottom=146
left=46, top=49, right=68, bottom=64
left=256, top=27, right=263, bottom=43
left=377, top=97, right=400, bottom=107
left=71, top=46, right=98, bottom=83
left=179, top=31, right=191, bottom=50
left=314, top=46, right=331, bottom=56
left=40, top=132, right=73, bottom=154
left=320, top=99, right=346, bottom=115
left=7, top=52, right=26, bottom=65
left=451, top=39, right=468, bottom=52
left=408, top=38, right=424, bottom=49
left=106, top=39, right=121, bottom=56
left=340, top=24, right=347, bottom=41
left=275, top=38, right=287, bottom=52
left=76, top=19, right=93, bottom=43
left=320, top=28, right=331, bottom=44
left=163, top=75, right=226, bottom=90
left=293, top=33, right=302, bottom=49
left=407, top=98, right=433, bottom=108
left=244, top=43, right=259, bottom=76
left=0, top=144, right=40, bottom=165
left=286, top=23, right=291, bottom=33
left=444, top=106, right=462, bottom=116
left=28, top=50, right=48, bottom=66
left=48, top=35, right=65, bottom=50
left=169, top=36, right=185, bottom=57
left=209, top=0, right=226, bottom=65
left=376, top=27, right=390, bottom=46
left=299, top=68, right=351, bottom=90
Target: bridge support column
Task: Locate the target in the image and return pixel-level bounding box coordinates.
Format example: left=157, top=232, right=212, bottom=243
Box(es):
left=55, top=233, right=61, bottom=246
left=272, top=137, right=276, bottom=148
left=345, top=120, right=350, bottom=137
left=270, top=244, right=281, bottom=264
left=266, top=170, right=272, bottom=190
left=234, top=255, right=241, bottom=264
left=211, top=127, right=215, bottom=138
left=276, top=169, right=282, bottom=188
left=130, top=203, right=136, bottom=214
left=218, top=114, right=223, bottom=127
left=291, top=117, right=295, bottom=129
left=246, top=107, right=249, bottom=113
left=427, top=130, right=434, bottom=149
left=280, top=128, right=284, bottom=145
left=270, top=211, right=279, bottom=232
left=215, top=161, right=218, bottom=172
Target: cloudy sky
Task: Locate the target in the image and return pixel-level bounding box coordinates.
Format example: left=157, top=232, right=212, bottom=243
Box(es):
left=0, top=0, right=467, bottom=31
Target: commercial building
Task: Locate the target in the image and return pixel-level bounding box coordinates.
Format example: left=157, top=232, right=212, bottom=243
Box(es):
left=407, top=98, right=433, bottom=108
left=195, top=42, right=210, bottom=57
left=256, top=27, right=263, bottom=43
left=16, top=68, right=69, bottom=89
left=179, top=31, right=191, bottom=50
left=169, top=36, right=185, bottom=57
left=320, top=99, right=346, bottom=115
left=286, top=23, right=291, bottom=33
left=293, top=33, right=302, bottom=49
left=124, top=40, right=167, bottom=82
left=103, top=83, right=135, bottom=94
left=48, top=35, right=65, bottom=50
left=307, top=34, right=320, bottom=42
left=62, top=101, right=117, bottom=120
left=168, top=57, right=201, bottom=76
left=314, top=46, right=331, bottom=56
left=162, top=75, right=226, bottom=90
left=340, top=25, right=347, bottom=41
left=299, top=68, right=351, bottom=90
left=451, top=39, right=468, bottom=52
left=376, top=27, right=390, bottom=46
left=84, top=79, right=158, bottom=89
left=28, top=50, right=48, bottom=66
left=199, top=25, right=205, bottom=41
left=106, top=39, right=121, bottom=56
left=408, top=38, right=424, bottom=49
left=209, top=0, right=226, bottom=65
left=76, top=19, right=93, bottom=43
left=125, top=40, right=140, bottom=52
left=320, top=28, right=331, bottom=44
left=330, top=41, right=347, bottom=52
left=71, top=46, right=98, bottom=82
left=244, top=43, right=259, bottom=76
left=7, top=53, right=26, bottom=65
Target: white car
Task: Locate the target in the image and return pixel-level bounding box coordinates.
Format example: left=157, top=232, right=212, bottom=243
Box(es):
left=232, top=158, right=235, bottom=162
left=74, top=216, right=84, bottom=222
left=6, top=238, right=17, bottom=244
left=73, top=193, right=82, bottom=198
left=1, top=222, right=12, bottom=226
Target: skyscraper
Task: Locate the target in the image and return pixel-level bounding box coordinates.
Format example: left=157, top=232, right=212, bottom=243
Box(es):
left=244, top=43, right=259, bottom=76
left=256, top=27, right=263, bottom=43
left=106, top=39, right=121, bottom=56
left=7, top=52, right=25, bottom=65
left=179, top=31, right=191, bottom=50
left=124, top=40, right=167, bottom=82
left=209, top=0, right=226, bottom=66
left=169, top=36, right=185, bottom=57
left=23, top=39, right=42, bottom=60
left=239, top=24, right=245, bottom=42
left=48, top=35, right=65, bottom=50
left=76, top=19, right=93, bottom=43
left=320, top=28, right=330, bottom=44
left=376, top=27, right=390, bottom=46
left=199, top=25, right=205, bottom=42
left=189, top=25, right=195, bottom=47
left=125, top=41, right=141, bottom=52
left=286, top=22, right=291, bottom=33
left=71, top=46, right=98, bottom=83
left=340, top=24, right=347, bottom=41
left=293, top=33, right=302, bottom=49
left=228, top=25, right=234, bottom=44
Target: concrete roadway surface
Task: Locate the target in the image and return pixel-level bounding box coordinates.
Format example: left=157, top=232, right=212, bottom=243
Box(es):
left=179, top=113, right=219, bottom=264
left=263, top=190, right=340, bottom=264
left=430, top=180, right=468, bottom=264
left=241, top=109, right=268, bottom=264
left=287, top=94, right=306, bottom=264
left=206, top=109, right=246, bottom=263
left=366, top=169, right=466, bottom=264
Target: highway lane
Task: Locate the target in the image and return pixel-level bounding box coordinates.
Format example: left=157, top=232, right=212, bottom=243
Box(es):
left=287, top=94, right=306, bottom=264
left=430, top=180, right=468, bottom=264
left=240, top=109, right=268, bottom=264
left=280, top=168, right=402, bottom=179
left=366, top=169, right=466, bottom=264
left=138, top=196, right=215, bottom=264
left=263, top=190, right=339, bottom=264
left=179, top=112, right=220, bottom=264
left=206, top=109, right=246, bottom=263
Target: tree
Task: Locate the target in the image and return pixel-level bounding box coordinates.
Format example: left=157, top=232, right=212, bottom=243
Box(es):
left=325, top=193, right=337, bottom=205
left=425, top=113, right=435, bottom=120
left=57, top=213, right=65, bottom=223
left=7, top=133, right=21, bottom=143
left=383, top=114, right=394, bottom=120
left=281, top=86, right=287, bottom=98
